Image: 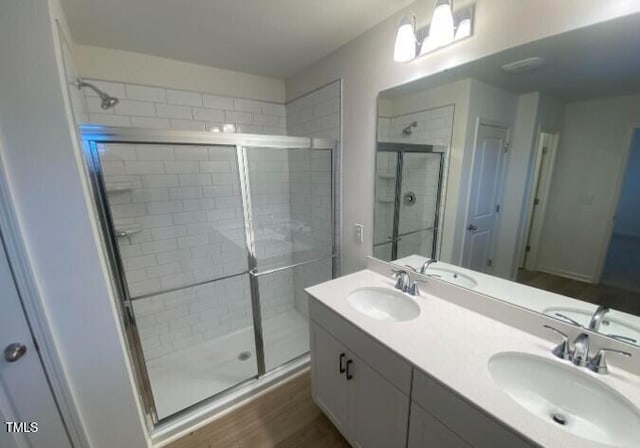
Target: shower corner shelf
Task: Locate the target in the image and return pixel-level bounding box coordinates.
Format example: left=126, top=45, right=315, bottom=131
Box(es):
left=377, top=173, right=396, bottom=179
left=376, top=197, right=394, bottom=203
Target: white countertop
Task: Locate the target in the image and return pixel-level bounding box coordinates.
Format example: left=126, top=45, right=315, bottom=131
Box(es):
left=395, top=255, right=640, bottom=341
left=306, top=268, right=640, bottom=448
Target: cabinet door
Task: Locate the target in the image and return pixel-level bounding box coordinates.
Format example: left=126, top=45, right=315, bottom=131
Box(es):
left=348, top=353, right=410, bottom=448
left=408, top=403, right=471, bottom=448
left=310, top=322, right=349, bottom=436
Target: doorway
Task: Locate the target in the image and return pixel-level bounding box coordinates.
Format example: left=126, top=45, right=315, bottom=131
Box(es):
left=601, top=128, right=640, bottom=292
left=462, top=123, right=510, bottom=273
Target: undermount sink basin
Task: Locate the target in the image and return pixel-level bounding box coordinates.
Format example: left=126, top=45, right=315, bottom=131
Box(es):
left=544, top=307, right=640, bottom=344
left=488, top=352, right=640, bottom=447
left=426, top=267, right=477, bottom=289
left=347, top=287, right=420, bottom=322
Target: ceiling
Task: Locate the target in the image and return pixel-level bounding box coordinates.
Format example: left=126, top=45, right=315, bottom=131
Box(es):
left=60, top=0, right=413, bottom=79
left=381, top=13, right=640, bottom=102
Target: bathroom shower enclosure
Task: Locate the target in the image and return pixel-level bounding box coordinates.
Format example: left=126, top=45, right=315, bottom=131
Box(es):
left=373, top=143, right=444, bottom=262
left=82, top=126, right=337, bottom=423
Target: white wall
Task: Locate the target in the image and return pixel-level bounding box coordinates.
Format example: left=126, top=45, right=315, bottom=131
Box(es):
left=74, top=44, right=285, bottom=103
left=285, top=0, right=640, bottom=274
left=0, top=1, right=148, bottom=447
left=537, top=94, right=640, bottom=282
left=491, top=92, right=538, bottom=279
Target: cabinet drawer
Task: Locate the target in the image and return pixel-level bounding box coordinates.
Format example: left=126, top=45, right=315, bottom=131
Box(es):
left=309, top=297, right=412, bottom=395
left=412, top=369, right=538, bottom=448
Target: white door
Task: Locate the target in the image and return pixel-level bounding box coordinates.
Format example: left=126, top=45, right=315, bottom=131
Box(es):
left=348, top=353, right=409, bottom=448
left=310, top=323, right=349, bottom=437
left=462, top=124, right=509, bottom=272
left=408, top=403, right=471, bottom=448
left=0, top=236, right=72, bottom=448
left=522, top=132, right=559, bottom=270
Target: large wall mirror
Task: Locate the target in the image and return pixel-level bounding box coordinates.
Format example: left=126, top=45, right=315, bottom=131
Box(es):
left=375, top=13, right=640, bottom=347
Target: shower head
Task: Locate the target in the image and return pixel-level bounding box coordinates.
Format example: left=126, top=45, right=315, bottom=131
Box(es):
left=76, top=78, right=119, bottom=110
left=402, top=121, right=418, bottom=135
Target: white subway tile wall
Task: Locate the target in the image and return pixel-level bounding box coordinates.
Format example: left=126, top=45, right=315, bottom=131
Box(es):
left=286, top=81, right=341, bottom=314
left=82, top=79, right=287, bottom=135
left=377, top=105, right=454, bottom=147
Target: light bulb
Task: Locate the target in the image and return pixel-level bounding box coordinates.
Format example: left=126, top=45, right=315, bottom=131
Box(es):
left=429, top=0, right=454, bottom=48
left=455, top=18, right=471, bottom=40
left=393, top=16, right=416, bottom=62
left=419, top=36, right=438, bottom=56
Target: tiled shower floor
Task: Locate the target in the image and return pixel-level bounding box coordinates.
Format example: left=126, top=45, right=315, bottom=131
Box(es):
left=146, top=309, right=310, bottom=419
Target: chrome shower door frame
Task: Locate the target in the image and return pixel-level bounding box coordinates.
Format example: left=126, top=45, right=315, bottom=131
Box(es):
left=81, top=126, right=336, bottom=427
left=374, top=142, right=445, bottom=260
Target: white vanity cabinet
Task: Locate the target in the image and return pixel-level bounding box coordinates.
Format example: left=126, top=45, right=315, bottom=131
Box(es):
left=411, top=369, right=538, bottom=448
left=309, top=297, right=538, bottom=448
left=309, top=299, right=411, bottom=448
left=408, top=402, right=471, bottom=448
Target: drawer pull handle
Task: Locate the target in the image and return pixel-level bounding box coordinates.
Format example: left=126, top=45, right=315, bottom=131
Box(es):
left=339, top=353, right=346, bottom=373
left=346, top=359, right=353, bottom=380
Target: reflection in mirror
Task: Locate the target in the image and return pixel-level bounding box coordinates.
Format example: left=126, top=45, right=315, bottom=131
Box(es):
left=375, top=13, right=640, bottom=346
left=373, top=143, right=445, bottom=262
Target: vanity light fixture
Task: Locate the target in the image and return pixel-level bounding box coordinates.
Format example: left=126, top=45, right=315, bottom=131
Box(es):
left=429, top=0, right=455, bottom=48
left=394, top=2, right=475, bottom=62
left=393, top=14, right=417, bottom=62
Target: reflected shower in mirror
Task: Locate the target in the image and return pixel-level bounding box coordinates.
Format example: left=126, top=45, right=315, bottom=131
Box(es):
left=374, top=13, right=640, bottom=347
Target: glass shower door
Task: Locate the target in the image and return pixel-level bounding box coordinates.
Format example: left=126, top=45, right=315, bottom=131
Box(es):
left=244, top=146, right=333, bottom=372
left=373, top=151, right=398, bottom=261
left=397, top=152, right=443, bottom=259
left=93, top=142, right=257, bottom=420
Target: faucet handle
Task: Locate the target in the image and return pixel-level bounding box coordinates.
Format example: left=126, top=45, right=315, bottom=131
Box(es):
left=544, top=325, right=572, bottom=360
left=587, top=348, right=632, bottom=374
left=554, top=313, right=583, bottom=328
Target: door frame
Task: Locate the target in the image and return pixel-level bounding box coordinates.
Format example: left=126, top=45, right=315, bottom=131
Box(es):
left=460, top=118, right=511, bottom=272
left=519, top=131, right=560, bottom=271
left=595, top=125, right=640, bottom=282
left=0, top=154, right=89, bottom=446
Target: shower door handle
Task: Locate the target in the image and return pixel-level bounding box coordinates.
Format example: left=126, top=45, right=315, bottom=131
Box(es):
left=339, top=353, right=346, bottom=374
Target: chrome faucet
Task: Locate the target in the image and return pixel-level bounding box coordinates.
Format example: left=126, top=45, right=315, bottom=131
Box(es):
left=392, top=270, right=419, bottom=296
left=588, top=306, right=610, bottom=331
left=545, top=325, right=632, bottom=374
left=571, top=333, right=590, bottom=366
left=419, top=258, right=437, bottom=275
